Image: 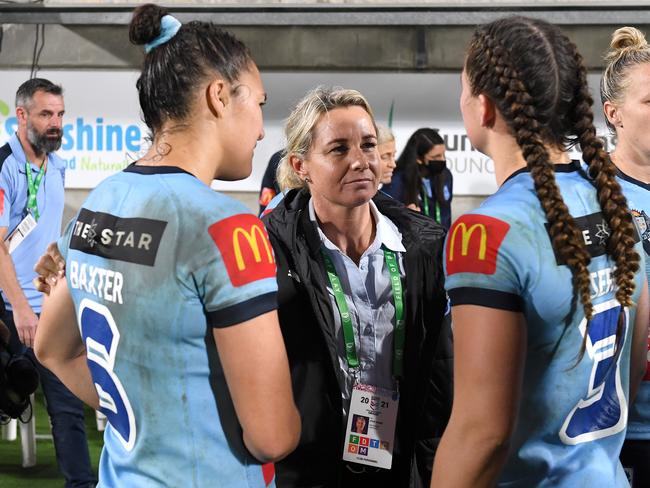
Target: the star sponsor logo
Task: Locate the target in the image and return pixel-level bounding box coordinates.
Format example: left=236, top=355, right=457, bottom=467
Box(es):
left=70, top=208, right=167, bottom=266
left=594, top=220, right=611, bottom=247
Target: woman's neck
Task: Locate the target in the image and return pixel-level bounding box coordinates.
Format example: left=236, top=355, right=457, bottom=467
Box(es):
left=611, top=143, right=650, bottom=184
left=313, top=198, right=375, bottom=265
left=137, top=125, right=222, bottom=186
left=488, top=138, right=570, bottom=187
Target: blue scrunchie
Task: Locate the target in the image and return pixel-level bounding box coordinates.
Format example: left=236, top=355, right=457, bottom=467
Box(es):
left=145, top=15, right=182, bottom=53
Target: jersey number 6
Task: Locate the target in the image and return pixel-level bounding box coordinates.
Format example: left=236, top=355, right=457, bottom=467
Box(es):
left=559, top=299, right=629, bottom=445
left=79, top=298, right=137, bottom=451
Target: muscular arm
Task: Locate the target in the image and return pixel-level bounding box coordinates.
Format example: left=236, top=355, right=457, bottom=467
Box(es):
left=0, top=227, right=38, bottom=347
left=630, top=278, right=649, bottom=404
left=214, top=310, right=300, bottom=463
left=34, top=278, right=99, bottom=409
left=431, top=305, right=526, bottom=488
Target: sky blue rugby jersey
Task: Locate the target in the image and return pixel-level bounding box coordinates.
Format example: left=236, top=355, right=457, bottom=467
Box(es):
left=617, top=169, right=650, bottom=441
left=444, top=162, right=646, bottom=488
left=58, top=165, right=279, bottom=488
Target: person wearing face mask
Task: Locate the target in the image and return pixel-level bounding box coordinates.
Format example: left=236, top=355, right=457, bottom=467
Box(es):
left=262, top=87, right=453, bottom=487
left=382, top=128, right=453, bottom=229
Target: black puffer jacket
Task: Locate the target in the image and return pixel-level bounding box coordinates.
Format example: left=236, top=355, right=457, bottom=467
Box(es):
left=263, top=189, right=453, bottom=488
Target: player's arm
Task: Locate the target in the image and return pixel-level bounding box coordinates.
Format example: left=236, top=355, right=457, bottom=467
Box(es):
left=34, top=277, right=99, bottom=409
left=214, top=309, right=300, bottom=463
left=0, top=227, right=39, bottom=348
left=630, top=277, right=649, bottom=403
left=431, top=305, right=526, bottom=488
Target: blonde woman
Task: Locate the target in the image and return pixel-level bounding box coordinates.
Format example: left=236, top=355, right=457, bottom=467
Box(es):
left=262, top=87, right=452, bottom=487
left=601, top=26, right=650, bottom=488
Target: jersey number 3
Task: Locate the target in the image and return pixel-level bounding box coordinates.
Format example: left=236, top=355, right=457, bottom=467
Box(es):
left=560, top=299, right=629, bottom=445
left=79, top=298, right=137, bottom=451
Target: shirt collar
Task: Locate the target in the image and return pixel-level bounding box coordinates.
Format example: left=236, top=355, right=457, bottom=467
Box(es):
left=308, top=198, right=406, bottom=254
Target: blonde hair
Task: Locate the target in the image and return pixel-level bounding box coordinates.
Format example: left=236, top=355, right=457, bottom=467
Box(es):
left=276, top=86, right=377, bottom=191
left=601, top=26, right=650, bottom=130
left=376, top=124, right=395, bottom=146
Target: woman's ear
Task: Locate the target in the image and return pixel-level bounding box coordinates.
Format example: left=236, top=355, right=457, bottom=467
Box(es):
left=206, top=78, right=230, bottom=119
left=478, top=94, right=497, bottom=128
left=290, top=154, right=308, bottom=181
left=603, top=101, right=622, bottom=129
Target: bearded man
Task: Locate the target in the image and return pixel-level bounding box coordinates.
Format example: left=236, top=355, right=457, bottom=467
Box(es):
left=0, top=78, right=96, bottom=488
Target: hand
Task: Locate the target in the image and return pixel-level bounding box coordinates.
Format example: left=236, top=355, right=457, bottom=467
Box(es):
left=33, top=242, right=66, bottom=295
left=406, top=203, right=421, bottom=212
left=14, top=307, right=38, bottom=349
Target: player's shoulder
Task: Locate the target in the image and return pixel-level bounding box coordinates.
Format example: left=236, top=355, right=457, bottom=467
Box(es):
left=470, top=184, right=539, bottom=231
left=182, top=186, right=253, bottom=226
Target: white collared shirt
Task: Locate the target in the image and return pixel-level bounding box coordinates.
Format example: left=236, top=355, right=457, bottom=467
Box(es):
left=309, top=199, right=406, bottom=412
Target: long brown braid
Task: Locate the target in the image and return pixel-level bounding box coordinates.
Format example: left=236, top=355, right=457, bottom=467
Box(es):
left=566, top=44, right=640, bottom=338
left=465, top=17, right=640, bottom=354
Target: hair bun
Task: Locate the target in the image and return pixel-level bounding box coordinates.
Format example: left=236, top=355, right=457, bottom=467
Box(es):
left=606, top=27, right=648, bottom=62
left=129, top=3, right=170, bottom=46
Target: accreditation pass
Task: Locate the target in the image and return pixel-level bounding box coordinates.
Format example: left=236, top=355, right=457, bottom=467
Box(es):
left=343, top=383, right=399, bottom=469
left=5, top=213, right=37, bottom=254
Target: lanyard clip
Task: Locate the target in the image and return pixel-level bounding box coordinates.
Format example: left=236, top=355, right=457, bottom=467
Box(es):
left=349, top=367, right=360, bottom=384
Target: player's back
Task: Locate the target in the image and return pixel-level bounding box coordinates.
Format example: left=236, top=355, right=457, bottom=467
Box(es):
left=61, top=165, right=277, bottom=488
left=445, top=162, right=645, bottom=487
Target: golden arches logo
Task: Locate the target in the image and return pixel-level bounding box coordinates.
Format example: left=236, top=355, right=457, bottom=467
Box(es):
left=232, top=225, right=273, bottom=271
left=449, top=223, right=487, bottom=261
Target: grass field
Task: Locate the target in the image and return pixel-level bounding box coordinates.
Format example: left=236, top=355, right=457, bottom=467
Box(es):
left=0, top=392, right=103, bottom=488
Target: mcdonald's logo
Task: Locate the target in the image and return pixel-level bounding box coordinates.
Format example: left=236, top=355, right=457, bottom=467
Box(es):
left=446, top=214, right=510, bottom=276
left=232, top=225, right=273, bottom=271
left=208, top=214, right=276, bottom=287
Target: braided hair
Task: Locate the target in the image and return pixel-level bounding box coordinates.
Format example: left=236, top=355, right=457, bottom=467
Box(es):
left=465, top=16, right=639, bottom=354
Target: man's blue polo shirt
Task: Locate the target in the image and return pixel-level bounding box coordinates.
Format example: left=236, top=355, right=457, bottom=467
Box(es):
left=0, top=133, right=65, bottom=313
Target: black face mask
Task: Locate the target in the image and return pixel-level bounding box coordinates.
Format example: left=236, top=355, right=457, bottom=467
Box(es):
left=426, top=160, right=447, bottom=173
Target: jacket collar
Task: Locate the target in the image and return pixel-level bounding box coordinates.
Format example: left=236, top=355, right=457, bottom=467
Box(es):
left=268, top=188, right=444, bottom=257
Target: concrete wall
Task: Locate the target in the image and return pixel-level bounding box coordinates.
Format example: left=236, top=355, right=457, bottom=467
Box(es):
left=2, top=23, right=648, bottom=71
left=41, top=0, right=650, bottom=5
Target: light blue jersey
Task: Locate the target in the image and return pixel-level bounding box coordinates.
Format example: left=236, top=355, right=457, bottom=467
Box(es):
left=59, top=165, right=278, bottom=488
left=445, top=162, right=645, bottom=487
left=617, top=170, right=650, bottom=441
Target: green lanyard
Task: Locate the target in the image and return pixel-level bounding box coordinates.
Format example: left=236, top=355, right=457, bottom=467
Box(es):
left=420, top=185, right=430, bottom=218
left=25, top=161, right=46, bottom=221
left=322, top=248, right=406, bottom=379
left=421, top=184, right=441, bottom=223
